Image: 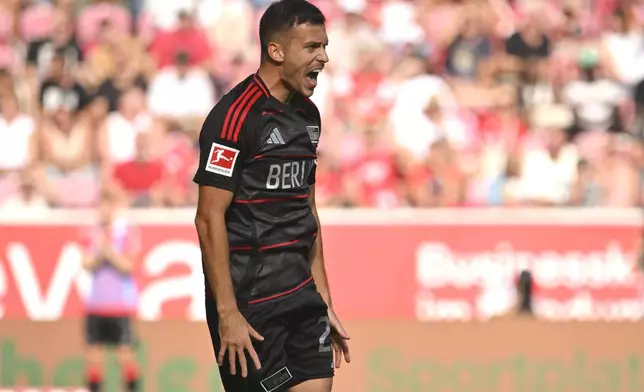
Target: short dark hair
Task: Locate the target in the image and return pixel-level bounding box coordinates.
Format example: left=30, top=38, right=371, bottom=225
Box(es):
left=259, top=0, right=325, bottom=61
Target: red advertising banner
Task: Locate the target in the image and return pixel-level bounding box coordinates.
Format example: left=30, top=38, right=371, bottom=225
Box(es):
left=0, top=213, right=642, bottom=321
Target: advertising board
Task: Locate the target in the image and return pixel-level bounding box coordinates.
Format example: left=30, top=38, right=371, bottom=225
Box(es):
left=0, top=209, right=641, bottom=321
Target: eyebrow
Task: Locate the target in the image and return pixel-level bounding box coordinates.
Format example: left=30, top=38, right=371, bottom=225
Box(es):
left=304, top=40, right=328, bottom=47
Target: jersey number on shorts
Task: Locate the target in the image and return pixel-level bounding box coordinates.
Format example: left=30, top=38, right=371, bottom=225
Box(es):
left=317, top=316, right=331, bottom=353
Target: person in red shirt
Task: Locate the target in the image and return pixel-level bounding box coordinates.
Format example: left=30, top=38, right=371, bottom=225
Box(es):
left=473, top=87, right=529, bottom=153
left=163, top=129, right=199, bottom=206
left=406, top=139, right=468, bottom=207
left=149, top=11, right=213, bottom=69
left=344, top=127, right=403, bottom=208
left=110, top=132, right=166, bottom=207
left=313, top=150, right=344, bottom=206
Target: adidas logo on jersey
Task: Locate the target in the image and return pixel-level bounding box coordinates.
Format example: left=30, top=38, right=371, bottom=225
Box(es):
left=266, top=128, right=285, bottom=145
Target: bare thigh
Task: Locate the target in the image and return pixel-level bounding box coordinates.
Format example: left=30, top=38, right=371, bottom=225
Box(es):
left=288, top=377, right=333, bottom=392
left=85, top=344, right=103, bottom=365
left=115, top=344, right=136, bottom=364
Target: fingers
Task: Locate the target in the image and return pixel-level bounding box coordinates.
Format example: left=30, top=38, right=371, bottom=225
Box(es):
left=248, top=325, right=265, bottom=341
left=246, top=339, right=262, bottom=371
left=228, top=344, right=237, bottom=375
left=334, top=324, right=350, bottom=340
left=332, top=341, right=342, bottom=369
left=245, top=323, right=262, bottom=370
left=220, top=342, right=260, bottom=377
left=237, top=346, right=248, bottom=378
left=330, top=317, right=350, bottom=340
left=217, top=345, right=227, bottom=366
left=340, top=339, right=351, bottom=363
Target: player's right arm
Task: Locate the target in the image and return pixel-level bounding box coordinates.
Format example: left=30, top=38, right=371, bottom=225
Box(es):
left=194, top=185, right=237, bottom=311
left=193, top=106, right=246, bottom=315
left=193, top=105, right=263, bottom=377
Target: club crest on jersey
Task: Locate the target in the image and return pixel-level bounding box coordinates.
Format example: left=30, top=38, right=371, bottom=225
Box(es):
left=306, top=126, right=320, bottom=145
left=206, top=142, right=239, bottom=177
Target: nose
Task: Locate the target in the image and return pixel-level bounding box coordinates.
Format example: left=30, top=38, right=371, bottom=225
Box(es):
left=318, top=48, right=329, bottom=64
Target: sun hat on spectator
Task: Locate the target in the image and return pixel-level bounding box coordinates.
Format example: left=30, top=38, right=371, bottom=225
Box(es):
left=530, top=104, right=575, bottom=130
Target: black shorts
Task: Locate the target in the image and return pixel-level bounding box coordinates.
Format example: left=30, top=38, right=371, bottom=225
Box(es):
left=85, top=314, right=134, bottom=346
left=206, top=283, right=334, bottom=392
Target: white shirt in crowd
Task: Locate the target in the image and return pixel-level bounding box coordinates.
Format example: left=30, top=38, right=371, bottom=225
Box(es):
left=0, top=114, right=35, bottom=171
left=144, top=0, right=196, bottom=30
left=379, top=0, right=425, bottom=46
left=516, top=144, right=579, bottom=204
left=389, top=74, right=468, bottom=159
left=147, top=68, right=216, bottom=119
left=603, top=31, right=644, bottom=87
left=562, top=78, right=625, bottom=131
left=105, top=112, right=152, bottom=163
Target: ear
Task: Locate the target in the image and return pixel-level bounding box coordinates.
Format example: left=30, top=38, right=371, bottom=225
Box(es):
left=267, top=41, right=284, bottom=63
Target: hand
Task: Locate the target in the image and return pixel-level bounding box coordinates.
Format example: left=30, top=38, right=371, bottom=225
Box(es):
left=328, top=308, right=351, bottom=369
left=99, top=232, right=113, bottom=256
left=218, top=310, right=264, bottom=377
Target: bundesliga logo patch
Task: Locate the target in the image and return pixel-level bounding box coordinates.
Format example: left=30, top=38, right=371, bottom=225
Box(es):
left=306, top=126, right=319, bottom=145
left=206, top=142, right=239, bottom=177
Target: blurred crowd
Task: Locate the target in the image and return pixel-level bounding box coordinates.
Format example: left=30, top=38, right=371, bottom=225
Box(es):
left=0, top=0, right=643, bottom=211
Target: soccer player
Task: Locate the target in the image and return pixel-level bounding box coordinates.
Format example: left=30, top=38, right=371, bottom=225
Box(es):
left=193, top=1, right=350, bottom=391
left=81, top=193, right=141, bottom=392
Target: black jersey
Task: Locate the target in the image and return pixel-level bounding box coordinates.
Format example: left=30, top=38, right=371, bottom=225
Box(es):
left=194, top=73, right=321, bottom=306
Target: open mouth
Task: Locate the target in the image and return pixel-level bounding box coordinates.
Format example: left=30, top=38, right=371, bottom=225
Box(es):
left=305, top=69, right=322, bottom=85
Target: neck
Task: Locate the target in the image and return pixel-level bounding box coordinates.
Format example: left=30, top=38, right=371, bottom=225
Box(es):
left=120, top=110, right=135, bottom=121
left=257, top=66, right=293, bottom=103
left=2, top=112, right=17, bottom=122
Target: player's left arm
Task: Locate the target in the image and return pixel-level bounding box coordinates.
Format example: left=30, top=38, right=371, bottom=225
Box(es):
left=308, top=185, right=333, bottom=307
left=306, top=104, right=333, bottom=307
left=306, top=104, right=351, bottom=367
left=309, top=184, right=352, bottom=367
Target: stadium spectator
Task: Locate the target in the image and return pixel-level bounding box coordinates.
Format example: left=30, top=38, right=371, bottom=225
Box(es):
left=40, top=103, right=98, bottom=208
left=147, top=51, right=215, bottom=123
left=344, top=126, right=403, bottom=208
left=76, top=0, right=132, bottom=51
left=144, top=0, right=196, bottom=31
left=326, top=5, right=381, bottom=75
left=98, top=88, right=152, bottom=166
left=0, top=0, right=639, bottom=209
left=313, top=151, right=345, bottom=207
left=109, top=132, right=165, bottom=207
left=505, top=9, right=551, bottom=62
left=600, top=7, right=644, bottom=89
left=162, top=123, right=199, bottom=207
left=562, top=49, right=626, bottom=135
left=88, top=20, right=151, bottom=111
left=149, top=10, right=212, bottom=69
left=197, top=0, right=255, bottom=61
left=26, top=10, right=82, bottom=81
left=515, top=108, right=579, bottom=206
left=0, top=166, right=50, bottom=212
left=444, top=12, right=493, bottom=82
left=39, top=49, right=90, bottom=114
left=0, top=92, right=37, bottom=173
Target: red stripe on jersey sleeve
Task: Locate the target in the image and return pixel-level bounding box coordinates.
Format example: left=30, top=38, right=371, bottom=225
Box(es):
left=233, top=90, right=263, bottom=142
left=225, top=85, right=259, bottom=140
left=221, top=83, right=257, bottom=140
